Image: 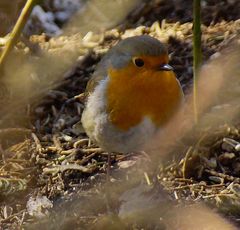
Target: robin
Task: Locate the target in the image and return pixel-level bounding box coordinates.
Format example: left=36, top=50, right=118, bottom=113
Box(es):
left=81, top=35, right=183, bottom=154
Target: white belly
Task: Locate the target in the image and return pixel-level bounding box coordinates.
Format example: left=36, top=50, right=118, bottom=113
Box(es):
left=81, top=78, right=157, bottom=153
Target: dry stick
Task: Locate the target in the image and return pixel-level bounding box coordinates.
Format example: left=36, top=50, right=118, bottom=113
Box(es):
left=193, top=0, right=202, bottom=123
left=182, top=146, right=193, bottom=178
left=205, top=169, right=240, bottom=183
left=0, top=0, right=37, bottom=72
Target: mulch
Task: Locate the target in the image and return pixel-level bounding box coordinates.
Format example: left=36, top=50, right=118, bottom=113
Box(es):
left=0, top=0, right=240, bottom=228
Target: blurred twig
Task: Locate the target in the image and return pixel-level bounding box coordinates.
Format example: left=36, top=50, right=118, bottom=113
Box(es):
left=0, top=0, right=38, bottom=73
left=193, top=0, right=202, bottom=123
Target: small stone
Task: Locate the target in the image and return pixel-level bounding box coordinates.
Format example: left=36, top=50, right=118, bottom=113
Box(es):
left=218, top=152, right=235, bottom=165
left=222, top=142, right=234, bottom=152
left=235, top=144, right=240, bottom=151
left=117, top=160, right=136, bottom=169
left=222, top=138, right=240, bottom=152
left=61, top=134, right=72, bottom=142
left=209, top=176, right=223, bottom=184
left=206, top=157, right=217, bottom=169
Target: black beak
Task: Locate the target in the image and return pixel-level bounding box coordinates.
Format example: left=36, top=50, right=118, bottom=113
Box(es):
left=158, top=64, right=173, bottom=71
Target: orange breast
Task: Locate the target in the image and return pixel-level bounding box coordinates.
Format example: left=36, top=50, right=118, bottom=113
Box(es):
left=106, top=64, right=183, bottom=131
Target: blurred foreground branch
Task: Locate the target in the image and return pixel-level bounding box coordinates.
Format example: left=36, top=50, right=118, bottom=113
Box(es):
left=193, top=0, right=202, bottom=123
left=0, top=0, right=37, bottom=72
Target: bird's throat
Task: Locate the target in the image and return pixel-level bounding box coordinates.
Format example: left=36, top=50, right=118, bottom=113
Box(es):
left=106, top=67, right=182, bottom=131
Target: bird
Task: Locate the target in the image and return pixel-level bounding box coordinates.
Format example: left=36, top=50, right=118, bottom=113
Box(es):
left=81, top=35, right=184, bottom=154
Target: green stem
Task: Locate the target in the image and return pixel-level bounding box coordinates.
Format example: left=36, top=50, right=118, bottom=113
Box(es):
left=0, top=0, right=38, bottom=72
left=193, top=0, right=202, bottom=124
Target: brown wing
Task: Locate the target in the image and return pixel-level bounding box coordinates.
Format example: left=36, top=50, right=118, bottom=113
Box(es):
left=85, top=51, right=112, bottom=95
left=85, top=70, right=107, bottom=94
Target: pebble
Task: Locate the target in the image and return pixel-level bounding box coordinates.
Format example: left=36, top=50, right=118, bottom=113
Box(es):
left=209, top=176, right=223, bottom=184
left=218, top=152, right=235, bottom=165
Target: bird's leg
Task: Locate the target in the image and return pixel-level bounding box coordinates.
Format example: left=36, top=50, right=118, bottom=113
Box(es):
left=107, top=152, right=111, bottom=182
left=105, top=152, right=112, bottom=214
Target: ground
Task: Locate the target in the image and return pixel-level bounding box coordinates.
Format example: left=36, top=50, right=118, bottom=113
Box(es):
left=0, top=0, right=240, bottom=229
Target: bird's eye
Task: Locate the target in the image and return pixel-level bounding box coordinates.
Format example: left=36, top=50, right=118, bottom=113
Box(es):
left=133, top=58, right=144, bottom=67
